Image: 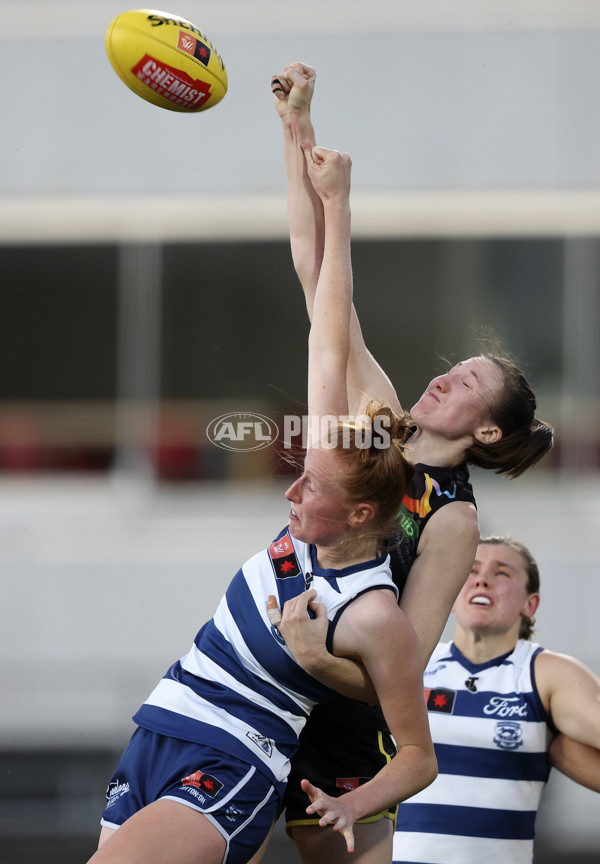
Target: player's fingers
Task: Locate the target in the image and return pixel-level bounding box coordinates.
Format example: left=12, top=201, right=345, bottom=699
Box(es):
left=308, top=597, right=327, bottom=619
left=301, top=143, right=314, bottom=164
left=300, top=778, right=323, bottom=806
left=298, top=62, right=316, bottom=81
left=291, top=589, right=318, bottom=617
left=311, top=145, right=331, bottom=162
left=270, top=75, right=290, bottom=98
left=337, top=823, right=355, bottom=854
left=267, top=595, right=282, bottom=626
left=282, top=62, right=315, bottom=85
left=301, top=144, right=324, bottom=166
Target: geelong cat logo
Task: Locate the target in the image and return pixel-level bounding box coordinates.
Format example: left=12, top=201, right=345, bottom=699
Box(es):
left=493, top=720, right=524, bottom=750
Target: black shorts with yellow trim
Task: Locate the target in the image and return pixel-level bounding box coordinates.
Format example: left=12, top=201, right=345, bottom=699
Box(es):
left=283, top=699, right=398, bottom=834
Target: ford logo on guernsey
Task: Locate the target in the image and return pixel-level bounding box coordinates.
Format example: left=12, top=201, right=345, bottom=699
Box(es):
left=207, top=413, right=279, bottom=452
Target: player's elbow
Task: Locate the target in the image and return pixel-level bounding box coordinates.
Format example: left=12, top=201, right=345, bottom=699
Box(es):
left=415, top=747, right=438, bottom=794
left=423, top=751, right=438, bottom=788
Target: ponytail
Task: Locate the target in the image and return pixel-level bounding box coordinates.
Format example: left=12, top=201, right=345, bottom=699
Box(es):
left=466, top=356, right=553, bottom=478
left=334, top=401, right=414, bottom=540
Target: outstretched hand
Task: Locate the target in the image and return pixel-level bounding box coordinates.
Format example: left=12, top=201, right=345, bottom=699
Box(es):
left=271, top=61, right=316, bottom=119
left=301, top=778, right=357, bottom=853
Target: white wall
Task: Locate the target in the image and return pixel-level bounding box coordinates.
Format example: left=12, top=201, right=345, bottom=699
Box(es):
left=3, top=2, right=600, bottom=199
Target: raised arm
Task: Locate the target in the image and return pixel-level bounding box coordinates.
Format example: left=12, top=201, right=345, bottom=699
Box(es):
left=272, top=63, right=322, bottom=313
left=272, top=62, right=403, bottom=416
left=303, top=145, right=353, bottom=422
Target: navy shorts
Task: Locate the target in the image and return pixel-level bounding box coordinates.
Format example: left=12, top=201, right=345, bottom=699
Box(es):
left=101, top=727, right=281, bottom=864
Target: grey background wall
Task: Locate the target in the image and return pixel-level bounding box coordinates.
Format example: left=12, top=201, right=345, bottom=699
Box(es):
left=4, top=1, right=600, bottom=198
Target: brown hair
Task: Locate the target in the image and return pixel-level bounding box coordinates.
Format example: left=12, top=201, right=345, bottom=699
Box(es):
left=479, top=535, right=540, bottom=639
left=327, top=401, right=414, bottom=547
left=465, top=355, right=554, bottom=479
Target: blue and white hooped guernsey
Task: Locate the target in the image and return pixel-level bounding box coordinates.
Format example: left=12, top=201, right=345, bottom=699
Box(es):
left=134, top=527, right=397, bottom=791
left=393, top=640, right=553, bottom=864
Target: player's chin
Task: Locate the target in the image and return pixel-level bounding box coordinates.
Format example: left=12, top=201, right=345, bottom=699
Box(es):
left=287, top=519, right=301, bottom=537
left=409, top=399, right=428, bottom=419
left=288, top=520, right=310, bottom=544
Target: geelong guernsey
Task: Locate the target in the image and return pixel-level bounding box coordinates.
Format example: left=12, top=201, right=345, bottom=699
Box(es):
left=301, top=461, right=476, bottom=731
left=393, top=640, right=553, bottom=864
left=134, top=527, right=397, bottom=790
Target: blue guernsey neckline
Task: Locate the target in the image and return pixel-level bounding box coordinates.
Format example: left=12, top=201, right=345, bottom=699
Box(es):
left=309, top=544, right=388, bottom=580
left=450, top=641, right=514, bottom=675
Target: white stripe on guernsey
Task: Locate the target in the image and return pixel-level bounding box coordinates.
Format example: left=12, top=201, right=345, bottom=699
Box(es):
left=211, top=594, right=317, bottom=715
left=428, top=714, right=551, bottom=750
left=403, top=772, right=546, bottom=811
left=143, top=678, right=291, bottom=781
left=393, top=831, right=532, bottom=864
left=182, top=639, right=307, bottom=734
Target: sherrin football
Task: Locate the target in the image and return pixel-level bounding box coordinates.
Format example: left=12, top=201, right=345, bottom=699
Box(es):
left=105, top=9, right=227, bottom=113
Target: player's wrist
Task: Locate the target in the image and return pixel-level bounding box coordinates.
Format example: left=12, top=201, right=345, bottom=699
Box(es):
left=281, top=108, right=313, bottom=135
left=321, top=196, right=351, bottom=212
left=294, top=645, right=333, bottom=676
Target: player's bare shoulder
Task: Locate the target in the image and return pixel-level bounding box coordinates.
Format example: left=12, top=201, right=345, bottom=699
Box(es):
left=418, top=498, right=479, bottom=554
left=334, top=588, right=406, bottom=656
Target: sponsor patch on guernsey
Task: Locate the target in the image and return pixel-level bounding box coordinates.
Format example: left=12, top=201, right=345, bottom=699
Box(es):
left=425, top=687, right=456, bottom=713
left=268, top=531, right=301, bottom=579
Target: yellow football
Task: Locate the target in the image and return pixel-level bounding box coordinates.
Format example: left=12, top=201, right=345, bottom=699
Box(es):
left=105, top=9, right=228, bottom=113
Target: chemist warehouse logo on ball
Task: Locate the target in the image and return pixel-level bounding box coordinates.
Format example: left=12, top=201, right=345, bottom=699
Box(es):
left=207, top=413, right=278, bottom=452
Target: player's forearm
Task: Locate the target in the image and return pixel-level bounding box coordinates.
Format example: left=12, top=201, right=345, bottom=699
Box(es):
left=549, top=734, right=600, bottom=793
left=345, top=310, right=403, bottom=416
left=281, top=112, right=323, bottom=319
left=309, top=196, right=352, bottom=355
left=341, top=744, right=438, bottom=821
left=303, top=649, right=378, bottom=702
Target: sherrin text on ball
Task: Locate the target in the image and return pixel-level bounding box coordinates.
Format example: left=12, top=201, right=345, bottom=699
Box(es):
left=105, top=9, right=227, bottom=113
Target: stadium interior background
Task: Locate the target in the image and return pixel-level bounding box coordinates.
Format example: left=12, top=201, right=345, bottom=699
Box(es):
left=2, top=3, right=599, bottom=861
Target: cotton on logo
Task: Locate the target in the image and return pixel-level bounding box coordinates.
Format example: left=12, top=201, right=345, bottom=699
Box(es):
left=206, top=413, right=278, bottom=452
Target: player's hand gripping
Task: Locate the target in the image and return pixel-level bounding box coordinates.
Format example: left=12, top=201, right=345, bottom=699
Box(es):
left=266, top=590, right=330, bottom=670
left=271, top=61, right=316, bottom=119
left=302, top=145, right=352, bottom=205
